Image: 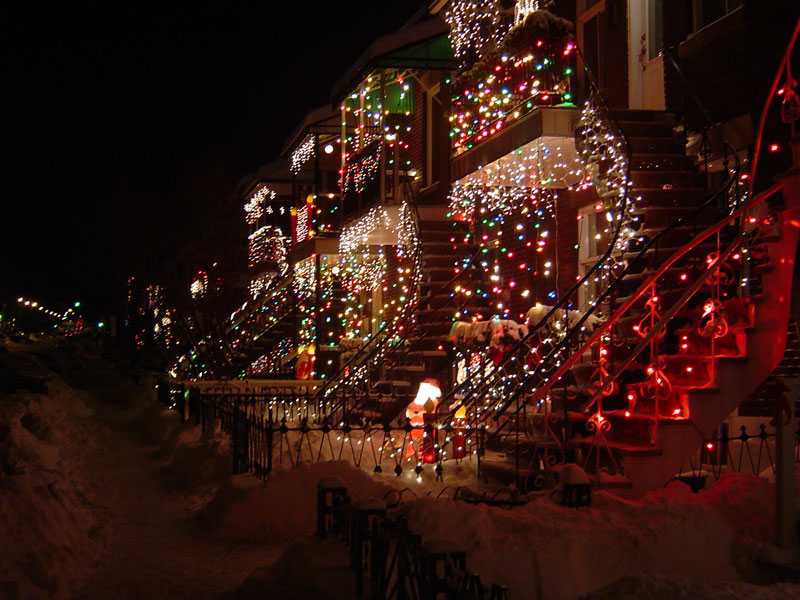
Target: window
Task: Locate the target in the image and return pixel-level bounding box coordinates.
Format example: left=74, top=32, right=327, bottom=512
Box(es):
left=692, top=0, right=742, bottom=33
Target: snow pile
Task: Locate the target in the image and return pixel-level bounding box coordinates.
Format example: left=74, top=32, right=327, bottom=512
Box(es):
left=200, top=461, right=392, bottom=541
left=161, top=421, right=232, bottom=491
left=392, top=474, right=796, bottom=600
left=0, top=384, right=105, bottom=599
left=584, top=573, right=800, bottom=599
left=134, top=401, right=183, bottom=445
left=223, top=537, right=356, bottom=600
left=701, top=472, right=776, bottom=542
left=132, top=402, right=233, bottom=492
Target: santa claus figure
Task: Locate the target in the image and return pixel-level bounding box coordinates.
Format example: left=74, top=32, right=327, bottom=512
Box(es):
left=406, top=378, right=440, bottom=463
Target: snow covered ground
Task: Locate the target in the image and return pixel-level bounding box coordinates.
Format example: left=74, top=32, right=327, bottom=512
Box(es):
left=2, top=340, right=799, bottom=599
left=0, top=342, right=284, bottom=599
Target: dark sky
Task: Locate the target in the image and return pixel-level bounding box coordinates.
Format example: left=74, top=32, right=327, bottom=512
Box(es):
left=1, top=1, right=423, bottom=317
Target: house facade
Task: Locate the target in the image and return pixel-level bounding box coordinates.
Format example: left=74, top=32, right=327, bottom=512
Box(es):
left=170, top=0, right=800, bottom=496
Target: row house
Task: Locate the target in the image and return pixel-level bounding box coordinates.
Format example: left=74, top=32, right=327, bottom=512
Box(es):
left=174, top=0, right=800, bottom=497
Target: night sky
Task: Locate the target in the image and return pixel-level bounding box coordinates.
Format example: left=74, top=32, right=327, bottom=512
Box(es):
left=1, top=2, right=422, bottom=317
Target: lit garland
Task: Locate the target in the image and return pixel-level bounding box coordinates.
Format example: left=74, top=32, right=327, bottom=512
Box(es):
left=190, top=270, right=208, bottom=299
left=396, top=202, right=419, bottom=259
left=444, top=0, right=508, bottom=65
left=248, top=225, right=288, bottom=268
left=515, top=0, right=541, bottom=25
left=340, top=143, right=381, bottom=195
left=250, top=337, right=293, bottom=375
left=249, top=272, right=274, bottom=298
left=449, top=39, right=575, bottom=154
left=448, top=137, right=584, bottom=220
left=290, top=134, right=316, bottom=174
left=294, top=255, right=338, bottom=351
left=245, top=186, right=276, bottom=226
left=339, top=205, right=392, bottom=254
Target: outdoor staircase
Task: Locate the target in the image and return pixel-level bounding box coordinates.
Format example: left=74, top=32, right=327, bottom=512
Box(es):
left=472, top=108, right=800, bottom=496
left=372, top=208, right=486, bottom=420
left=573, top=111, right=800, bottom=495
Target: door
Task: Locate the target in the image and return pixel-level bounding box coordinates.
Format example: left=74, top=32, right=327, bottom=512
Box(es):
left=629, top=0, right=666, bottom=109
left=577, top=1, right=606, bottom=100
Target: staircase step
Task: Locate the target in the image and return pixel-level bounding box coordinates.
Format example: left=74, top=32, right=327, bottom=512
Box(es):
left=630, top=171, right=706, bottom=189
left=424, top=254, right=467, bottom=268
left=630, top=205, right=721, bottom=228
left=612, top=109, right=675, bottom=123
left=419, top=219, right=470, bottom=232
left=629, top=137, right=684, bottom=154
left=632, top=187, right=710, bottom=208
left=421, top=241, right=477, bottom=254
left=631, top=154, right=697, bottom=172
left=423, top=266, right=460, bottom=281
left=407, top=350, right=449, bottom=359
left=420, top=230, right=465, bottom=243
left=618, top=121, right=674, bottom=138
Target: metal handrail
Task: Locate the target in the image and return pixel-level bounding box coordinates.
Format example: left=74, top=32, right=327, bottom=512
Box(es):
left=661, top=48, right=742, bottom=185
left=483, top=181, right=782, bottom=442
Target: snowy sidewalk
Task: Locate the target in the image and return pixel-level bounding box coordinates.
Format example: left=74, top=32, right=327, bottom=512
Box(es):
left=74, top=414, right=286, bottom=600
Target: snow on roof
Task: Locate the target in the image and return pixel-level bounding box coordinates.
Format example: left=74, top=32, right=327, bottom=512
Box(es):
left=329, top=15, right=453, bottom=104
left=280, top=104, right=340, bottom=158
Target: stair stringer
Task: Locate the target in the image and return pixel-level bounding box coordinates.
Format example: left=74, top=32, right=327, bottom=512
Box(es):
left=621, top=176, right=800, bottom=497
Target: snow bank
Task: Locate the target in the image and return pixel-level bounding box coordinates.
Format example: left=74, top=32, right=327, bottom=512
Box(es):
left=391, top=474, right=794, bottom=600
left=131, top=402, right=233, bottom=492
left=0, top=385, right=104, bottom=599
left=200, top=461, right=392, bottom=541
left=161, top=423, right=232, bottom=491
left=223, top=537, right=356, bottom=600
left=583, top=574, right=800, bottom=599
left=133, top=401, right=183, bottom=445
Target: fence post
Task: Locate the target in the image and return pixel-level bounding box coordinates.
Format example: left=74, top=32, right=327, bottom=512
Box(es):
left=267, top=404, right=274, bottom=476
left=350, top=498, right=387, bottom=597
left=776, top=378, right=799, bottom=549
left=316, top=477, right=348, bottom=538
left=188, top=387, right=200, bottom=424
left=232, top=396, right=241, bottom=475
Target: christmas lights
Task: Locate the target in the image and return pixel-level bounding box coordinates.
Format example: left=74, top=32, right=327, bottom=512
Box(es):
left=339, top=205, right=392, bottom=254
left=248, top=226, right=288, bottom=268
left=290, top=134, right=316, bottom=174
left=448, top=136, right=584, bottom=220
left=444, top=0, right=508, bottom=65
left=190, top=270, right=208, bottom=299
left=514, top=0, right=541, bottom=25
left=245, top=186, right=276, bottom=226
left=449, top=41, right=574, bottom=154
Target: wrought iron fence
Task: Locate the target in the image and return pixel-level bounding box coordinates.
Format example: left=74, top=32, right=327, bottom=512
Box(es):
left=317, top=479, right=509, bottom=600
left=178, top=388, right=485, bottom=481
left=677, top=421, right=800, bottom=485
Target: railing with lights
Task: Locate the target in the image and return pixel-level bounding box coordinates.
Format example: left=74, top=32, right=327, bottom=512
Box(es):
left=479, top=179, right=775, bottom=472
left=172, top=272, right=296, bottom=380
